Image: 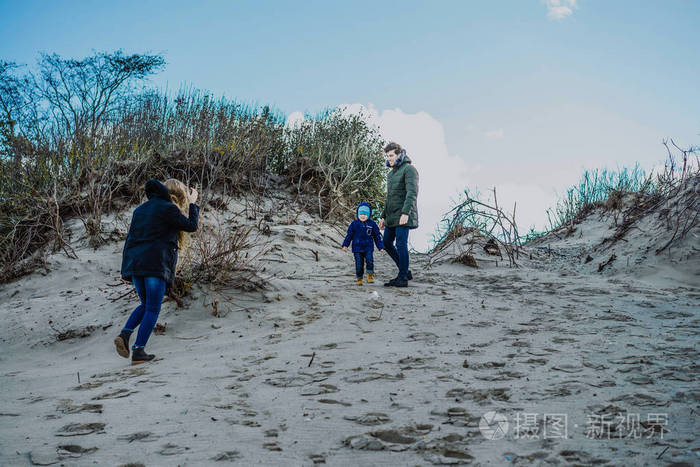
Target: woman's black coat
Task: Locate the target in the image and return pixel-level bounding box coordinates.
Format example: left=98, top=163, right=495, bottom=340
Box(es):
left=121, top=180, right=199, bottom=285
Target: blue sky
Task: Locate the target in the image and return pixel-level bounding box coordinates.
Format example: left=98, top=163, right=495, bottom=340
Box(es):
left=2, top=0, right=699, bottom=250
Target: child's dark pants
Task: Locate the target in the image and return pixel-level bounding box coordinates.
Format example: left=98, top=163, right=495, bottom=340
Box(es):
left=353, top=251, right=374, bottom=278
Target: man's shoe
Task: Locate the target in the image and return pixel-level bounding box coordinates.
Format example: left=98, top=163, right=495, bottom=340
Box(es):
left=384, top=278, right=408, bottom=287
left=366, top=273, right=374, bottom=284
left=355, top=277, right=363, bottom=286
left=131, top=347, right=156, bottom=365
left=114, top=334, right=130, bottom=358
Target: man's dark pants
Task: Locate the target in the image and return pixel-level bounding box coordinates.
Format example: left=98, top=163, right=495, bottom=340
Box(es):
left=383, top=226, right=409, bottom=281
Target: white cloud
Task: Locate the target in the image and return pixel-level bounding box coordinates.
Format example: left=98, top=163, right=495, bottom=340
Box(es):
left=485, top=128, right=505, bottom=140
left=286, top=110, right=305, bottom=128
left=544, top=0, right=577, bottom=19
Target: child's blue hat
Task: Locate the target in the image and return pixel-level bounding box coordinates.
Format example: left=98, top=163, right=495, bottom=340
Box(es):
left=358, top=205, right=371, bottom=217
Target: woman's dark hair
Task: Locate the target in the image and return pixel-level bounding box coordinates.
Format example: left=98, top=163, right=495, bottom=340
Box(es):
left=384, top=142, right=403, bottom=154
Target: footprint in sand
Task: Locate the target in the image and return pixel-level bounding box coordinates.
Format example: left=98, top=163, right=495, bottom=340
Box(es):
left=56, top=444, right=98, bottom=459
left=539, top=382, right=587, bottom=397
left=158, top=443, right=186, bottom=455
left=551, top=363, right=583, bottom=373
left=445, top=387, right=510, bottom=404
left=308, top=453, right=326, bottom=464
left=56, top=423, right=105, bottom=437
left=523, top=358, right=548, bottom=366
left=343, top=371, right=404, bottom=384
left=226, top=419, right=262, bottom=427
left=301, top=384, right=339, bottom=396
left=397, top=356, right=439, bottom=370
left=263, top=442, right=282, bottom=451
left=405, top=331, right=439, bottom=342
left=371, top=429, right=417, bottom=444
left=343, top=412, right=391, bottom=426
left=462, top=320, right=492, bottom=328
left=265, top=370, right=335, bottom=388
left=440, top=407, right=476, bottom=427
left=92, top=388, right=136, bottom=400
left=344, top=425, right=473, bottom=464
left=473, top=370, right=525, bottom=381
left=558, top=450, right=611, bottom=465
left=264, top=374, right=311, bottom=388
left=211, top=451, right=241, bottom=461
left=318, top=398, right=352, bottom=407
left=582, top=359, right=607, bottom=370
left=117, top=431, right=160, bottom=443
left=510, top=340, right=531, bottom=348
left=586, top=379, right=616, bottom=388
left=73, top=380, right=109, bottom=390
left=421, top=443, right=474, bottom=465
left=57, top=399, right=103, bottom=414
left=312, top=342, right=354, bottom=350
left=72, top=367, right=148, bottom=391
left=609, top=393, right=666, bottom=407
left=627, top=375, right=654, bottom=385
left=505, top=327, right=532, bottom=336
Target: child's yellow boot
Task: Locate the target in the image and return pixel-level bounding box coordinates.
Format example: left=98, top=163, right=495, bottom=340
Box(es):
left=366, top=273, right=374, bottom=284
left=355, top=277, right=363, bottom=286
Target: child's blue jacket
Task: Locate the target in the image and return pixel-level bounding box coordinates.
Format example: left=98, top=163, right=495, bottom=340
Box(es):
left=342, top=202, right=385, bottom=253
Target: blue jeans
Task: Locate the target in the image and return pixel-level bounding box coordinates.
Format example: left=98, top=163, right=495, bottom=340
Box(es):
left=353, top=251, right=374, bottom=278
left=383, top=226, right=409, bottom=281
left=123, top=276, right=166, bottom=349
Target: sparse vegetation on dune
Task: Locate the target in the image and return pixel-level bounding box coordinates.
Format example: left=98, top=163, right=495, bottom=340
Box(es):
left=0, top=51, right=386, bottom=283
left=542, top=141, right=699, bottom=251
left=545, top=139, right=699, bottom=235
left=430, top=187, right=522, bottom=268
left=431, top=141, right=699, bottom=269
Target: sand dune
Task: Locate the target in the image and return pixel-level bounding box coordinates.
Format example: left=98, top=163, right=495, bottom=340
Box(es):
left=1, top=187, right=698, bottom=466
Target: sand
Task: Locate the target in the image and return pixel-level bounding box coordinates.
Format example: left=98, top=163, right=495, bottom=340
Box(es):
left=0, top=189, right=698, bottom=466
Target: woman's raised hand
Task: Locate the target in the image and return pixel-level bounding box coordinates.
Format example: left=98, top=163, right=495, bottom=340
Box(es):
left=188, top=187, right=199, bottom=204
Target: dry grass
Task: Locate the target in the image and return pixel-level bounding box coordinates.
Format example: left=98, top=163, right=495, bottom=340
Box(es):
left=431, top=187, right=521, bottom=267
left=178, top=214, right=269, bottom=292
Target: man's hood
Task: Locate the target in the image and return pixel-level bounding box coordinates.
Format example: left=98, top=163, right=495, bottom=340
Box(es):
left=356, top=201, right=372, bottom=219
left=145, top=179, right=171, bottom=201
left=387, top=149, right=411, bottom=168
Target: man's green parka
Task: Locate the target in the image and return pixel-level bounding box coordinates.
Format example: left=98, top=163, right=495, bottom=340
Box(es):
left=381, top=155, right=419, bottom=229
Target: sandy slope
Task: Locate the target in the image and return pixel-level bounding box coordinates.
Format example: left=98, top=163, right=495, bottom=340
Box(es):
left=0, top=190, right=698, bottom=466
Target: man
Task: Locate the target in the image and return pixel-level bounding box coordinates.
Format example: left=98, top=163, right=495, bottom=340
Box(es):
left=379, top=142, right=419, bottom=287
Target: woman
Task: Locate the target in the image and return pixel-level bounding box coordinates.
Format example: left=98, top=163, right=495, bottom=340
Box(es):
left=379, top=142, right=419, bottom=287
left=114, top=179, right=199, bottom=364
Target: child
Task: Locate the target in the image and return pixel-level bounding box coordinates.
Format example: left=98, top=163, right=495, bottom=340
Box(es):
left=342, top=202, right=384, bottom=285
